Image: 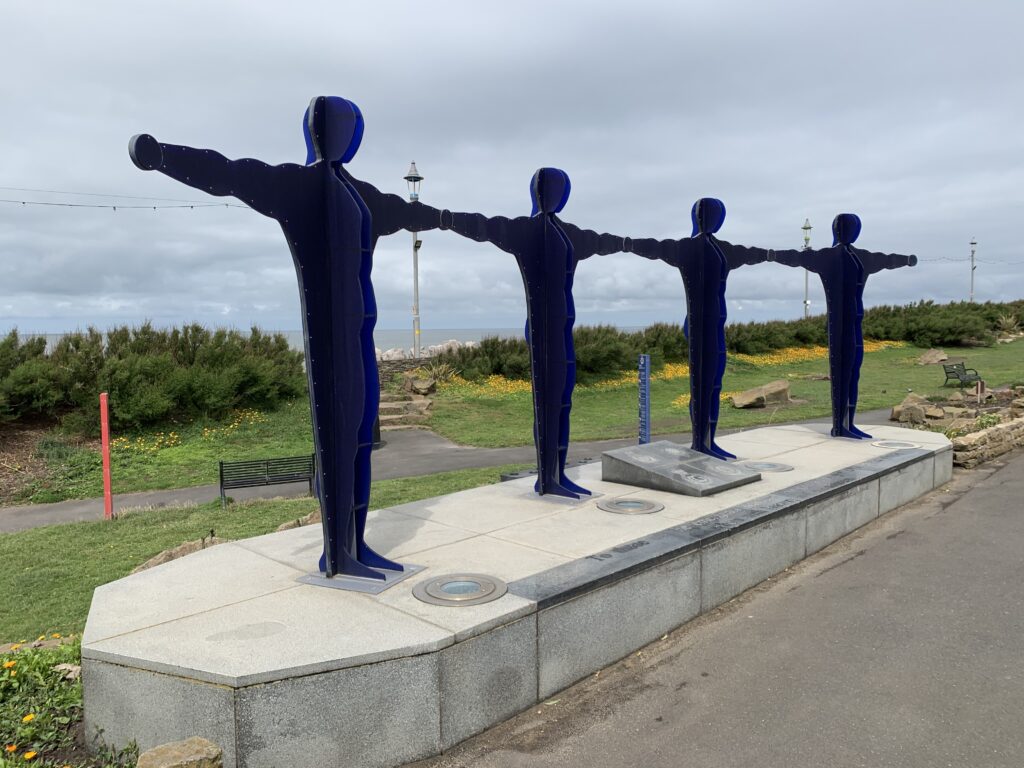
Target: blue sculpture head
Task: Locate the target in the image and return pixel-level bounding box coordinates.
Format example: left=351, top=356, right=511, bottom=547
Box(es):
left=303, top=96, right=364, bottom=166
left=832, top=213, right=862, bottom=246
left=530, top=168, right=571, bottom=216
left=690, top=198, right=726, bottom=237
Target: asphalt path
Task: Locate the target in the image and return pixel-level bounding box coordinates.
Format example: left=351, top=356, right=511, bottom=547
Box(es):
left=0, top=409, right=894, bottom=533
left=411, top=450, right=1024, bottom=768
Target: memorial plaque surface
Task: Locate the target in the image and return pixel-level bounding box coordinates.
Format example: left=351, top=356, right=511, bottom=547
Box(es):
left=601, top=441, right=761, bottom=496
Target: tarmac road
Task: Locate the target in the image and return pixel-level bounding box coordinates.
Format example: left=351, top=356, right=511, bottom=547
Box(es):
left=410, top=450, right=1024, bottom=768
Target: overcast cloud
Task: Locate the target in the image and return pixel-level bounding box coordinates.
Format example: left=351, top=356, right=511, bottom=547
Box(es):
left=1, top=0, right=1021, bottom=337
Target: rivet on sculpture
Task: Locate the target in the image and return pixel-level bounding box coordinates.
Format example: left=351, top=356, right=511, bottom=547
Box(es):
left=129, top=96, right=442, bottom=580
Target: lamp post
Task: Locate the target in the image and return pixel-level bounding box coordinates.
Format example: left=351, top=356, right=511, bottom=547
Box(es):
left=969, top=238, right=977, bottom=303
left=801, top=218, right=812, bottom=318
left=404, top=162, right=424, bottom=358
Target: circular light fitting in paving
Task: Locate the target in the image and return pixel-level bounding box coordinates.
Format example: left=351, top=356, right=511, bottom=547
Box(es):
left=412, top=574, right=507, bottom=607
left=871, top=440, right=921, bottom=449
left=738, top=461, right=795, bottom=473
left=596, top=497, right=665, bottom=515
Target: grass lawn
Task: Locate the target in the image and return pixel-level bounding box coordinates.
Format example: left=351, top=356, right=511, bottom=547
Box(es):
left=429, top=343, right=1024, bottom=447
left=20, top=399, right=315, bottom=503
left=0, top=462, right=528, bottom=643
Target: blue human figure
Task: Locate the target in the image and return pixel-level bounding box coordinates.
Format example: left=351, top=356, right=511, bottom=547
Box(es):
left=440, top=168, right=624, bottom=498
left=627, top=198, right=770, bottom=460
left=768, top=213, right=917, bottom=439
left=129, top=96, right=439, bottom=579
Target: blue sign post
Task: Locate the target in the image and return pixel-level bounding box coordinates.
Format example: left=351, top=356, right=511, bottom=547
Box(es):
left=638, top=354, right=651, bottom=445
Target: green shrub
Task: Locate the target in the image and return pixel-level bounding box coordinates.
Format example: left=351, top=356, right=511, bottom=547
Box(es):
left=0, top=325, right=305, bottom=433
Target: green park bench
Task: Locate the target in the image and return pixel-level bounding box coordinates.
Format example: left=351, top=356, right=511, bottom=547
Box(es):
left=942, top=362, right=982, bottom=388
left=219, top=454, right=315, bottom=506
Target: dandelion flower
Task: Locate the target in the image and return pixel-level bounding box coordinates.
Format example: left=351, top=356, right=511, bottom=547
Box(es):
left=51, top=633, right=61, bottom=639
left=21, top=714, right=35, bottom=723
left=23, top=751, right=37, bottom=760
left=4, top=745, right=16, bottom=753
left=2, top=660, right=15, bottom=669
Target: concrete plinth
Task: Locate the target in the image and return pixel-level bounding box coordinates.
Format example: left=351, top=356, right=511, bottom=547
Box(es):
left=82, top=424, right=952, bottom=768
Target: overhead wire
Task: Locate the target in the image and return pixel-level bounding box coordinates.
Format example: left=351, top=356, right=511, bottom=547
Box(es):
left=0, top=198, right=250, bottom=211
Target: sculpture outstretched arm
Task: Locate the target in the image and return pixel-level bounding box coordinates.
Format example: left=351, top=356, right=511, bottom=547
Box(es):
left=347, top=177, right=442, bottom=237
left=559, top=222, right=626, bottom=261
left=626, top=237, right=677, bottom=264
left=768, top=247, right=825, bottom=274
left=439, top=209, right=521, bottom=255
left=853, top=247, right=918, bottom=274
left=717, top=239, right=774, bottom=269
left=128, top=134, right=298, bottom=218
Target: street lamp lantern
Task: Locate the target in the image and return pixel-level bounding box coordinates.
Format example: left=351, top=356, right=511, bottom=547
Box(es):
left=801, top=218, right=812, bottom=318
left=404, top=162, right=423, bottom=202
left=405, top=162, right=424, bottom=357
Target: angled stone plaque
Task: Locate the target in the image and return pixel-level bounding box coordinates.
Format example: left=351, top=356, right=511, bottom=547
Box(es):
left=601, top=441, right=761, bottom=496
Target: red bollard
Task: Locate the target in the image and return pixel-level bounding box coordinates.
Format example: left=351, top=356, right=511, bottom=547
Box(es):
left=100, top=392, right=114, bottom=520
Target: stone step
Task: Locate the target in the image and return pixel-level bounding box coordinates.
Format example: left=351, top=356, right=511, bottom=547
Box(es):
left=378, top=401, right=410, bottom=414
left=379, top=392, right=413, bottom=403
left=380, top=423, right=431, bottom=432
left=379, top=413, right=428, bottom=427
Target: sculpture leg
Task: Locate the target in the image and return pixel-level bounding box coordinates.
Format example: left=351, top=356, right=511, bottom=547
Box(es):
left=557, top=359, right=590, bottom=497
left=708, top=350, right=735, bottom=460
left=354, top=271, right=402, bottom=572
left=845, top=296, right=871, bottom=439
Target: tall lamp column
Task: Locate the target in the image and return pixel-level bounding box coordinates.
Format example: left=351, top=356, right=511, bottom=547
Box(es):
left=801, top=218, right=812, bottom=319
left=969, top=238, right=977, bottom=303
left=405, top=162, right=424, bottom=358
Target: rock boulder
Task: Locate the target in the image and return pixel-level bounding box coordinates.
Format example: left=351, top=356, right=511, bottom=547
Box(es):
left=137, top=737, right=222, bottom=768
left=731, top=380, right=791, bottom=409
left=917, top=348, right=948, bottom=365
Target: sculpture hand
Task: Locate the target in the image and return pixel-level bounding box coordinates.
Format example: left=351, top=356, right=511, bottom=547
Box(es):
left=129, top=134, right=163, bottom=171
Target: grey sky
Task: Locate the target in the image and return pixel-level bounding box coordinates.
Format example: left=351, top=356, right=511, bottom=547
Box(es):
left=1, top=0, right=1021, bottom=336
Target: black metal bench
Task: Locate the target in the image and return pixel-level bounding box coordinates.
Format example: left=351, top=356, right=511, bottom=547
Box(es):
left=943, top=362, right=981, bottom=387
left=219, top=454, right=315, bottom=506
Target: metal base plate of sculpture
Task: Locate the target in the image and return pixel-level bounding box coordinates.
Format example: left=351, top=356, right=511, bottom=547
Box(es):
left=602, top=441, right=761, bottom=496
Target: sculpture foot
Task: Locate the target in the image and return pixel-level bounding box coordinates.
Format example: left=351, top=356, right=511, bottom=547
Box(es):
left=709, top=442, right=737, bottom=461
left=319, top=549, right=387, bottom=580
left=847, top=424, right=873, bottom=440
left=535, top=479, right=581, bottom=500
left=559, top=476, right=592, bottom=496
left=831, top=426, right=869, bottom=440
left=357, top=542, right=404, bottom=572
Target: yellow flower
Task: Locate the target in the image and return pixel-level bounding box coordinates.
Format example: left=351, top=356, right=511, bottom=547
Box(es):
left=8, top=671, right=15, bottom=678
left=21, top=714, right=35, bottom=723
left=10, top=644, right=21, bottom=651
left=35, top=636, right=44, bottom=642
left=50, top=633, right=61, bottom=639
left=4, top=745, right=16, bottom=753
left=2, top=660, right=15, bottom=669
left=23, top=751, right=37, bottom=761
